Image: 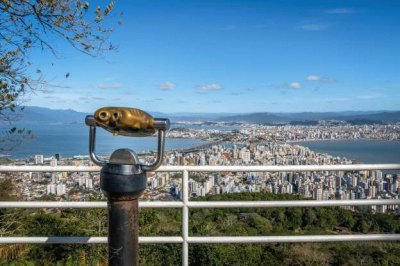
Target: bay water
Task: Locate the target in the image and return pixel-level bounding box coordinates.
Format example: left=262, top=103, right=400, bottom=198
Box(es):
left=3, top=123, right=206, bottom=159
left=295, top=140, right=400, bottom=164
left=2, top=123, right=399, bottom=163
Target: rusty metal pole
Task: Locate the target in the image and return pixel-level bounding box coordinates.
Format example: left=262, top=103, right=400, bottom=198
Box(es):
left=100, top=150, right=147, bottom=266
left=85, top=108, right=170, bottom=266
left=108, top=199, right=139, bottom=265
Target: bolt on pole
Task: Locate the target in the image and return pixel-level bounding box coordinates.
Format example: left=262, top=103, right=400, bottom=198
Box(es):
left=86, top=107, right=170, bottom=266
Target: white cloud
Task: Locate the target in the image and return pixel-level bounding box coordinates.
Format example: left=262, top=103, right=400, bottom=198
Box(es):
left=306, top=75, right=321, bottom=81
left=324, top=8, right=355, bottom=14
left=96, top=82, right=122, bottom=89
left=197, top=83, right=223, bottom=91
left=289, top=82, right=301, bottom=90
left=306, top=75, right=336, bottom=83
left=298, top=23, right=329, bottom=31
left=159, top=81, right=176, bottom=91
left=357, top=93, right=382, bottom=99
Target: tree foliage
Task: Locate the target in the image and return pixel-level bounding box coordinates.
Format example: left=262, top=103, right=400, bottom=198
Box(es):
left=0, top=185, right=399, bottom=264
left=0, top=0, right=117, bottom=150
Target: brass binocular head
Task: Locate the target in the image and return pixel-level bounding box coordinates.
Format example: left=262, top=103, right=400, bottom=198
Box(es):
left=85, top=107, right=170, bottom=169
left=93, top=107, right=169, bottom=137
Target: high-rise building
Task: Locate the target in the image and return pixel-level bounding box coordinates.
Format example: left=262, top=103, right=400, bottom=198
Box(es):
left=199, top=153, right=206, bottom=166
left=375, top=170, right=383, bottom=180
left=151, top=178, right=158, bottom=189
left=50, top=158, right=57, bottom=167
left=352, top=176, right=358, bottom=187
left=34, top=155, right=44, bottom=165
left=85, top=178, right=93, bottom=190
left=313, top=187, right=323, bottom=200
left=47, top=184, right=56, bottom=195
left=240, top=148, right=251, bottom=163
left=56, top=183, right=66, bottom=196
left=322, top=189, right=330, bottom=200
left=78, top=176, right=85, bottom=187
left=199, top=187, right=206, bottom=197
left=189, top=179, right=198, bottom=195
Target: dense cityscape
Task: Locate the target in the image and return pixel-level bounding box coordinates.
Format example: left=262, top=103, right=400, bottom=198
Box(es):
left=168, top=122, right=400, bottom=142
left=4, top=122, right=399, bottom=215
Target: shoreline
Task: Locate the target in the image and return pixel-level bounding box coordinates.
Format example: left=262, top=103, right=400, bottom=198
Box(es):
left=287, top=139, right=400, bottom=143
left=2, top=139, right=399, bottom=163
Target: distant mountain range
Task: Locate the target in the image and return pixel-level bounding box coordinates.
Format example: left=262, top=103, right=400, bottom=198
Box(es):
left=1, top=106, right=89, bottom=125
left=1, top=106, right=399, bottom=125
left=219, top=111, right=400, bottom=124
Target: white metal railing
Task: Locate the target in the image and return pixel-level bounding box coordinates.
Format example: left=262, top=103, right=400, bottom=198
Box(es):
left=1, top=164, right=400, bottom=266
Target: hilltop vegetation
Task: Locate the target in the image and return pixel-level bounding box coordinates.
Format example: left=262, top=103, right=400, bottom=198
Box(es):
left=0, top=179, right=399, bottom=265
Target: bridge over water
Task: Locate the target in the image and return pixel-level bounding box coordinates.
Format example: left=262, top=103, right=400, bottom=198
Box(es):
left=174, top=140, right=224, bottom=154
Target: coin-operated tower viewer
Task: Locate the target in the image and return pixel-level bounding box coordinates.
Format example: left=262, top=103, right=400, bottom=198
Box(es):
left=85, top=107, right=170, bottom=266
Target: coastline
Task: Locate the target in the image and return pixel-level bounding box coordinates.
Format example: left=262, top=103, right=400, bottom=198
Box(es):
left=288, top=138, right=400, bottom=143
left=291, top=139, right=400, bottom=165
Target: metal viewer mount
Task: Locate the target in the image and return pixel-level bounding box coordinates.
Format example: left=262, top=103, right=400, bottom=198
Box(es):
left=85, top=107, right=170, bottom=266
left=85, top=107, right=170, bottom=170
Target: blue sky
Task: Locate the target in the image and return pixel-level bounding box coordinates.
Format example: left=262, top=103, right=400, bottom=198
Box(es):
left=27, top=0, right=400, bottom=113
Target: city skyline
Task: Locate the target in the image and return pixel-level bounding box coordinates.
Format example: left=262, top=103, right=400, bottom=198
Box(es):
left=13, top=142, right=400, bottom=216
left=26, top=0, right=400, bottom=113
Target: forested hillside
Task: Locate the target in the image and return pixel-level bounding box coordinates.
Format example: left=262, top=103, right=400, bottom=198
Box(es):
left=0, top=179, right=399, bottom=265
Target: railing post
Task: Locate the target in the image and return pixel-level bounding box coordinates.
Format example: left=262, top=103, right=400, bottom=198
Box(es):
left=182, top=170, right=189, bottom=266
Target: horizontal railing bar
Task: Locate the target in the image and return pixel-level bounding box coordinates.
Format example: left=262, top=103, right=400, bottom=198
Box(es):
left=159, top=164, right=400, bottom=172
left=188, top=199, right=400, bottom=208
left=1, top=235, right=398, bottom=244
left=140, top=236, right=183, bottom=244
left=1, top=199, right=398, bottom=209
left=1, top=164, right=400, bottom=173
left=0, top=237, right=107, bottom=244
left=188, top=234, right=400, bottom=243
left=0, top=166, right=101, bottom=172
left=0, top=237, right=183, bottom=244
left=0, top=202, right=107, bottom=208
left=140, top=201, right=184, bottom=208
left=0, top=201, right=184, bottom=208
